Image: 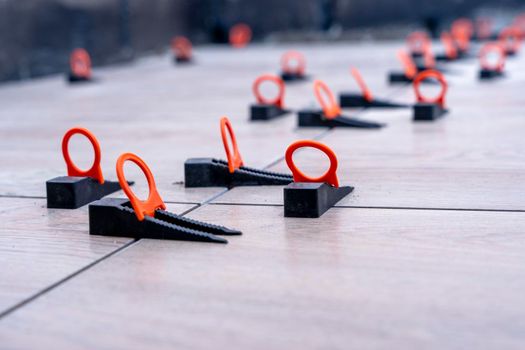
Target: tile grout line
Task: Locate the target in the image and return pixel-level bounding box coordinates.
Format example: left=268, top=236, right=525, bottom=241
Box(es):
left=0, top=201, right=205, bottom=320
left=209, top=201, right=525, bottom=213
left=0, top=238, right=140, bottom=320
left=0, top=194, right=203, bottom=206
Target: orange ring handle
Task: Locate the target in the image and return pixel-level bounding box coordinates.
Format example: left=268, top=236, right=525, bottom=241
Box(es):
left=229, top=23, right=252, bottom=48
left=413, top=70, right=448, bottom=107
left=61, top=127, right=104, bottom=184
left=514, top=14, right=525, bottom=34
left=397, top=50, right=417, bottom=79
left=313, top=80, right=341, bottom=120
left=350, top=67, right=373, bottom=102
left=116, top=153, right=166, bottom=222
left=70, top=48, right=91, bottom=78
left=407, top=31, right=431, bottom=55
left=480, top=43, right=506, bottom=72
left=281, top=51, right=306, bottom=76
left=285, top=140, right=339, bottom=188
left=499, top=26, right=522, bottom=53
left=171, top=36, right=192, bottom=59
left=476, top=18, right=493, bottom=40
left=440, top=32, right=458, bottom=60
left=220, top=117, right=244, bottom=173
left=252, top=74, right=285, bottom=108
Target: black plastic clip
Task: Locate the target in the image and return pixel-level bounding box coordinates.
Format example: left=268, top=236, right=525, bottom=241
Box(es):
left=47, top=177, right=129, bottom=209
left=283, top=141, right=353, bottom=218
left=185, top=158, right=292, bottom=187
left=388, top=71, right=413, bottom=84
left=172, top=36, right=193, bottom=64
left=339, top=94, right=408, bottom=108
left=298, top=110, right=383, bottom=128
left=89, top=197, right=239, bottom=243
left=388, top=50, right=418, bottom=85
left=250, top=74, right=290, bottom=121
left=479, top=43, right=506, bottom=80
left=279, top=50, right=309, bottom=82
left=89, top=153, right=241, bottom=243
left=413, top=103, right=448, bottom=121
left=298, top=80, right=384, bottom=128
left=412, top=70, right=449, bottom=121
left=281, top=72, right=308, bottom=82
left=473, top=18, right=496, bottom=42
left=67, top=48, right=92, bottom=83
left=185, top=117, right=293, bottom=188
left=479, top=69, right=504, bottom=80
left=46, top=127, right=129, bottom=209
left=499, top=27, right=520, bottom=57
left=339, top=68, right=407, bottom=108
left=175, top=56, right=192, bottom=64
left=436, top=32, right=459, bottom=62
left=406, top=31, right=430, bottom=59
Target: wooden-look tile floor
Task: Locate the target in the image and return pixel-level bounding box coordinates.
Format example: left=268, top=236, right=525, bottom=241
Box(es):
left=1, top=41, right=524, bottom=350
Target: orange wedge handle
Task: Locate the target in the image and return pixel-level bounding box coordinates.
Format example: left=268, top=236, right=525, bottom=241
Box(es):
left=514, top=14, right=525, bottom=34
left=229, top=23, right=252, bottom=48
left=452, top=18, right=473, bottom=51
left=313, top=79, right=341, bottom=120
left=440, top=32, right=458, bottom=60
left=499, top=26, right=522, bottom=53
left=480, top=43, right=506, bottom=72
left=452, top=18, right=474, bottom=39
left=407, top=31, right=431, bottom=54
left=61, top=127, right=104, bottom=184
left=70, top=48, right=91, bottom=78
left=350, top=67, right=373, bottom=102
left=252, top=74, right=285, bottom=108
left=171, top=36, right=192, bottom=59
left=281, top=51, right=306, bottom=75
left=413, top=69, right=448, bottom=107
left=397, top=50, right=417, bottom=79
left=423, top=44, right=436, bottom=69
left=476, top=17, right=493, bottom=40
left=116, top=153, right=166, bottom=222
left=285, top=140, right=340, bottom=188
left=220, top=117, right=244, bottom=173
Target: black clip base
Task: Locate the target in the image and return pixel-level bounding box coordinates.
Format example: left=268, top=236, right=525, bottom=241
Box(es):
left=389, top=72, right=439, bottom=85
left=46, top=176, right=131, bottom=209
left=457, top=50, right=473, bottom=59
left=250, top=104, right=290, bottom=121
left=435, top=54, right=457, bottom=62
left=284, top=182, right=353, bottom=218
left=297, top=110, right=384, bottom=129
left=479, top=69, right=505, bottom=80
left=184, top=158, right=293, bottom=188
left=89, top=198, right=241, bottom=243
left=388, top=72, right=412, bottom=84
left=174, top=56, right=193, bottom=64
left=67, top=73, right=90, bottom=83
left=280, top=72, right=308, bottom=82
left=339, top=93, right=408, bottom=108
left=416, top=65, right=448, bottom=74
left=413, top=103, right=448, bottom=121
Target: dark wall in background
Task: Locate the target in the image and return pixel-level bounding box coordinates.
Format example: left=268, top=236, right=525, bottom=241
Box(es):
left=0, top=0, right=190, bottom=81
left=192, top=0, right=523, bottom=38
left=0, top=0, right=522, bottom=82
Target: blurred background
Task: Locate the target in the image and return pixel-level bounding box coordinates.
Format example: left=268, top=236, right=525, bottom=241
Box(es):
left=0, top=0, right=522, bottom=82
